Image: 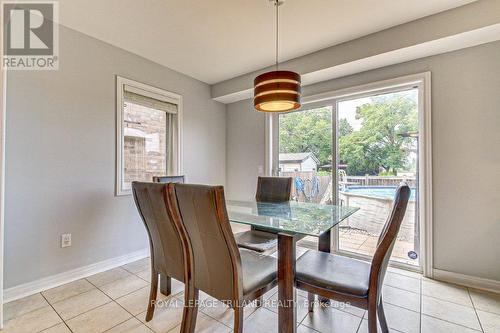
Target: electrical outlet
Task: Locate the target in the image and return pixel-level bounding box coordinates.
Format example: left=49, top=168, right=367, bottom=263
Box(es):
left=257, top=165, right=264, bottom=174
left=61, top=233, right=71, bottom=248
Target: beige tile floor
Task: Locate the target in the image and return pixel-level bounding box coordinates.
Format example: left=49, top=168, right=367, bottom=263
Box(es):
left=3, top=256, right=500, bottom=333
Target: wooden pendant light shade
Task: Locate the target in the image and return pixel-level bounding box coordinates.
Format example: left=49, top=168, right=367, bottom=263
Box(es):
left=253, top=0, right=300, bottom=112
left=254, top=70, right=301, bottom=112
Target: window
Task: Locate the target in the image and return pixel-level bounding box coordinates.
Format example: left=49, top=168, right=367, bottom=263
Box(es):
left=335, top=88, right=420, bottom=267
left=116, top=77, right=182, bottom=195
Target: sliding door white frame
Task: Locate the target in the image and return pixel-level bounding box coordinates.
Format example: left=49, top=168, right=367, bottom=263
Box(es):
left=266, top=72, right=433, bottom=277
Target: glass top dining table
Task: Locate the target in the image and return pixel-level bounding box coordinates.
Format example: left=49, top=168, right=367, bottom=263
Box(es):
left=226, top=200, right=359, bottom=236
left=226, top=199, right=359, bottom=333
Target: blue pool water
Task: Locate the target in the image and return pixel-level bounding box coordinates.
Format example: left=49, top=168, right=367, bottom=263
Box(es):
left=342, top=186, right=416, bottom=201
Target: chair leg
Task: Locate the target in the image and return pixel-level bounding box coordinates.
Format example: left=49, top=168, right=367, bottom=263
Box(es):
left=160, top=272, right=172, bottom=296
left=307, top=292, right=315, bottom=312
left=233, top=305, right=243, bottom=333
left=367, top=300, right=378, bottom=333
left=181, top=286, right=199, bottom=333
left=145, top=270, right=158, bottom=322
left=378, top=297, right=389, bottom=333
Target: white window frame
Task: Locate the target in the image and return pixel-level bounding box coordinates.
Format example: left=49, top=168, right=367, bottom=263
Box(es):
left=116, top=76, right=183, bottom=196
left=267, top=72, right=433, bottom=277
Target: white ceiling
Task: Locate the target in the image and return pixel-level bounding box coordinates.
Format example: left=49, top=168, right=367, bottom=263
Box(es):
left=58, top=0, right=477, bottom=84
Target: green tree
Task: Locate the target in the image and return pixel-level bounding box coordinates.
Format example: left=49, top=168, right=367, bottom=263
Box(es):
left=338, top=118, right=353, bottom=137
left=278, top=94, right=417, bottom=176
left=279, top=107, right=332, bottom=166
left=339, top=94, right=418, bottom=175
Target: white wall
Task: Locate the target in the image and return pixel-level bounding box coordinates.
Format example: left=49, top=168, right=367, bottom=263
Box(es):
left=301, top=156, right=318, bottom=172
left=280, top=163, right=301, bottom=172
left=226, top=41, right=500, bottom=281
left=226, top=100, right=265, bottom=200
left=4, top=25, right=226, bottom=288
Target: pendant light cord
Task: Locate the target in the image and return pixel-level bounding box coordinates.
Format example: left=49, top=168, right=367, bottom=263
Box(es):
left=275, top=0, right=279, bottom=70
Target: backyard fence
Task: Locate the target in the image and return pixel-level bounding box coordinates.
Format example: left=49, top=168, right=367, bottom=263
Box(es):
left=280, top=171, right=330, bottom=203
left=346, top=176, right=416, bottom=187
left=280, top=171, right=416, bottom=203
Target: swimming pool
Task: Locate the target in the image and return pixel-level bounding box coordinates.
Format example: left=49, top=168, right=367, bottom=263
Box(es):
left=341, top=186, right=416, bottom=201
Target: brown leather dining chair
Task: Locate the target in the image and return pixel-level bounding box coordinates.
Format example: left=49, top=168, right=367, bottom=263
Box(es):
left=167, top=183, right=278, bottom=333
left=295, top=184, right=411, bottom=333
left=234, top=176, right=292, bottom=252
left=132, top=182, right=193, bottom=331
left=152, top=175, right=185, bottom=295
left=153, top=175, right=185, bottom=184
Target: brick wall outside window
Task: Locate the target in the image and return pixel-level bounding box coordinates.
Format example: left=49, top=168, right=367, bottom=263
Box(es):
left=123, top=101, right=167, bottom=186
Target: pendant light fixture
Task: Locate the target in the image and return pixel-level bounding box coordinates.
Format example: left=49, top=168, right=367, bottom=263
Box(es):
left=254, top=0, right=301, bottom=113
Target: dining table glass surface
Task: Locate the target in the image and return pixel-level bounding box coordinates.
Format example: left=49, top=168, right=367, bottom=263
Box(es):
left=226, top=200, right=359, bottom=237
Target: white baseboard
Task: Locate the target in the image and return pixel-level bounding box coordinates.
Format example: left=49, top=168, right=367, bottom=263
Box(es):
left=433, top=269, right=500, bottom=294
left=3, top=248, right=149, bottom=303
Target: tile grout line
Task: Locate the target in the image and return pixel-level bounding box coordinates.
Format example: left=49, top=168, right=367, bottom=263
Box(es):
left=64, top=300, right=115, bottom=322
left=198, top=303, right=250, bottom=330
left=387, top=267, right=423, bottom=278
left=134, top=271, right=152, bottom=283
left=87, top=269, right=135, bottom=288
left=41, top=281, right=95, bottom=305
left=354, top=312, right=363, bottom=333
left=165, top=324, right=181, bottom=333
left=467, top=288, right=485, bottom=333
left=420, top=313, right=484, bottom=332
left=421, top=281, right=484, bottom=332
left=196, top=289, right=280, bottom=327
left=93, top=274, right=150, bottom=301
left=39, top=292, right=74, bottom=333
left=271, top=291, right=369, bottom=319
left=383, top=283, right=421, bottom=295
left=297, top=302, right=309, bottom=328
left=121, top=262, right=150, bottom=275
left=299, top=301, right=366, bottom=332
left=52, top=290, right=114, bottom=322
left=421, top=292, right=477, bottom=309
left=85, top=277, right=140, bottom=333
left=383, top=300, right=420, bottom=314
left=298, top=318, right=322, bottom=333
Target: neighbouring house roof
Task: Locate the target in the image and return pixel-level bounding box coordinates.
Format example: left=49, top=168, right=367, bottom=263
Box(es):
left=279, top=153, right=320, bottom=164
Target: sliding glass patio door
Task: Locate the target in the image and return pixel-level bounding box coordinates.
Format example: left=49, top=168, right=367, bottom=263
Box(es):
left=334, top=88, right=420, bottom=269
left=274, top=83, right=423, bottom=271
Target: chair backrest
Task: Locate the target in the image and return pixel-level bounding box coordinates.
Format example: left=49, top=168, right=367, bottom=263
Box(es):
left=170, top=183, right=243, bottom=302
left=255, top=176, right=292, bottom=202
left=153, top=175, right=185, bottom=183
left=369, top=184, right=411, bottom=300
left=132, top=182, right=185, bottom=282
